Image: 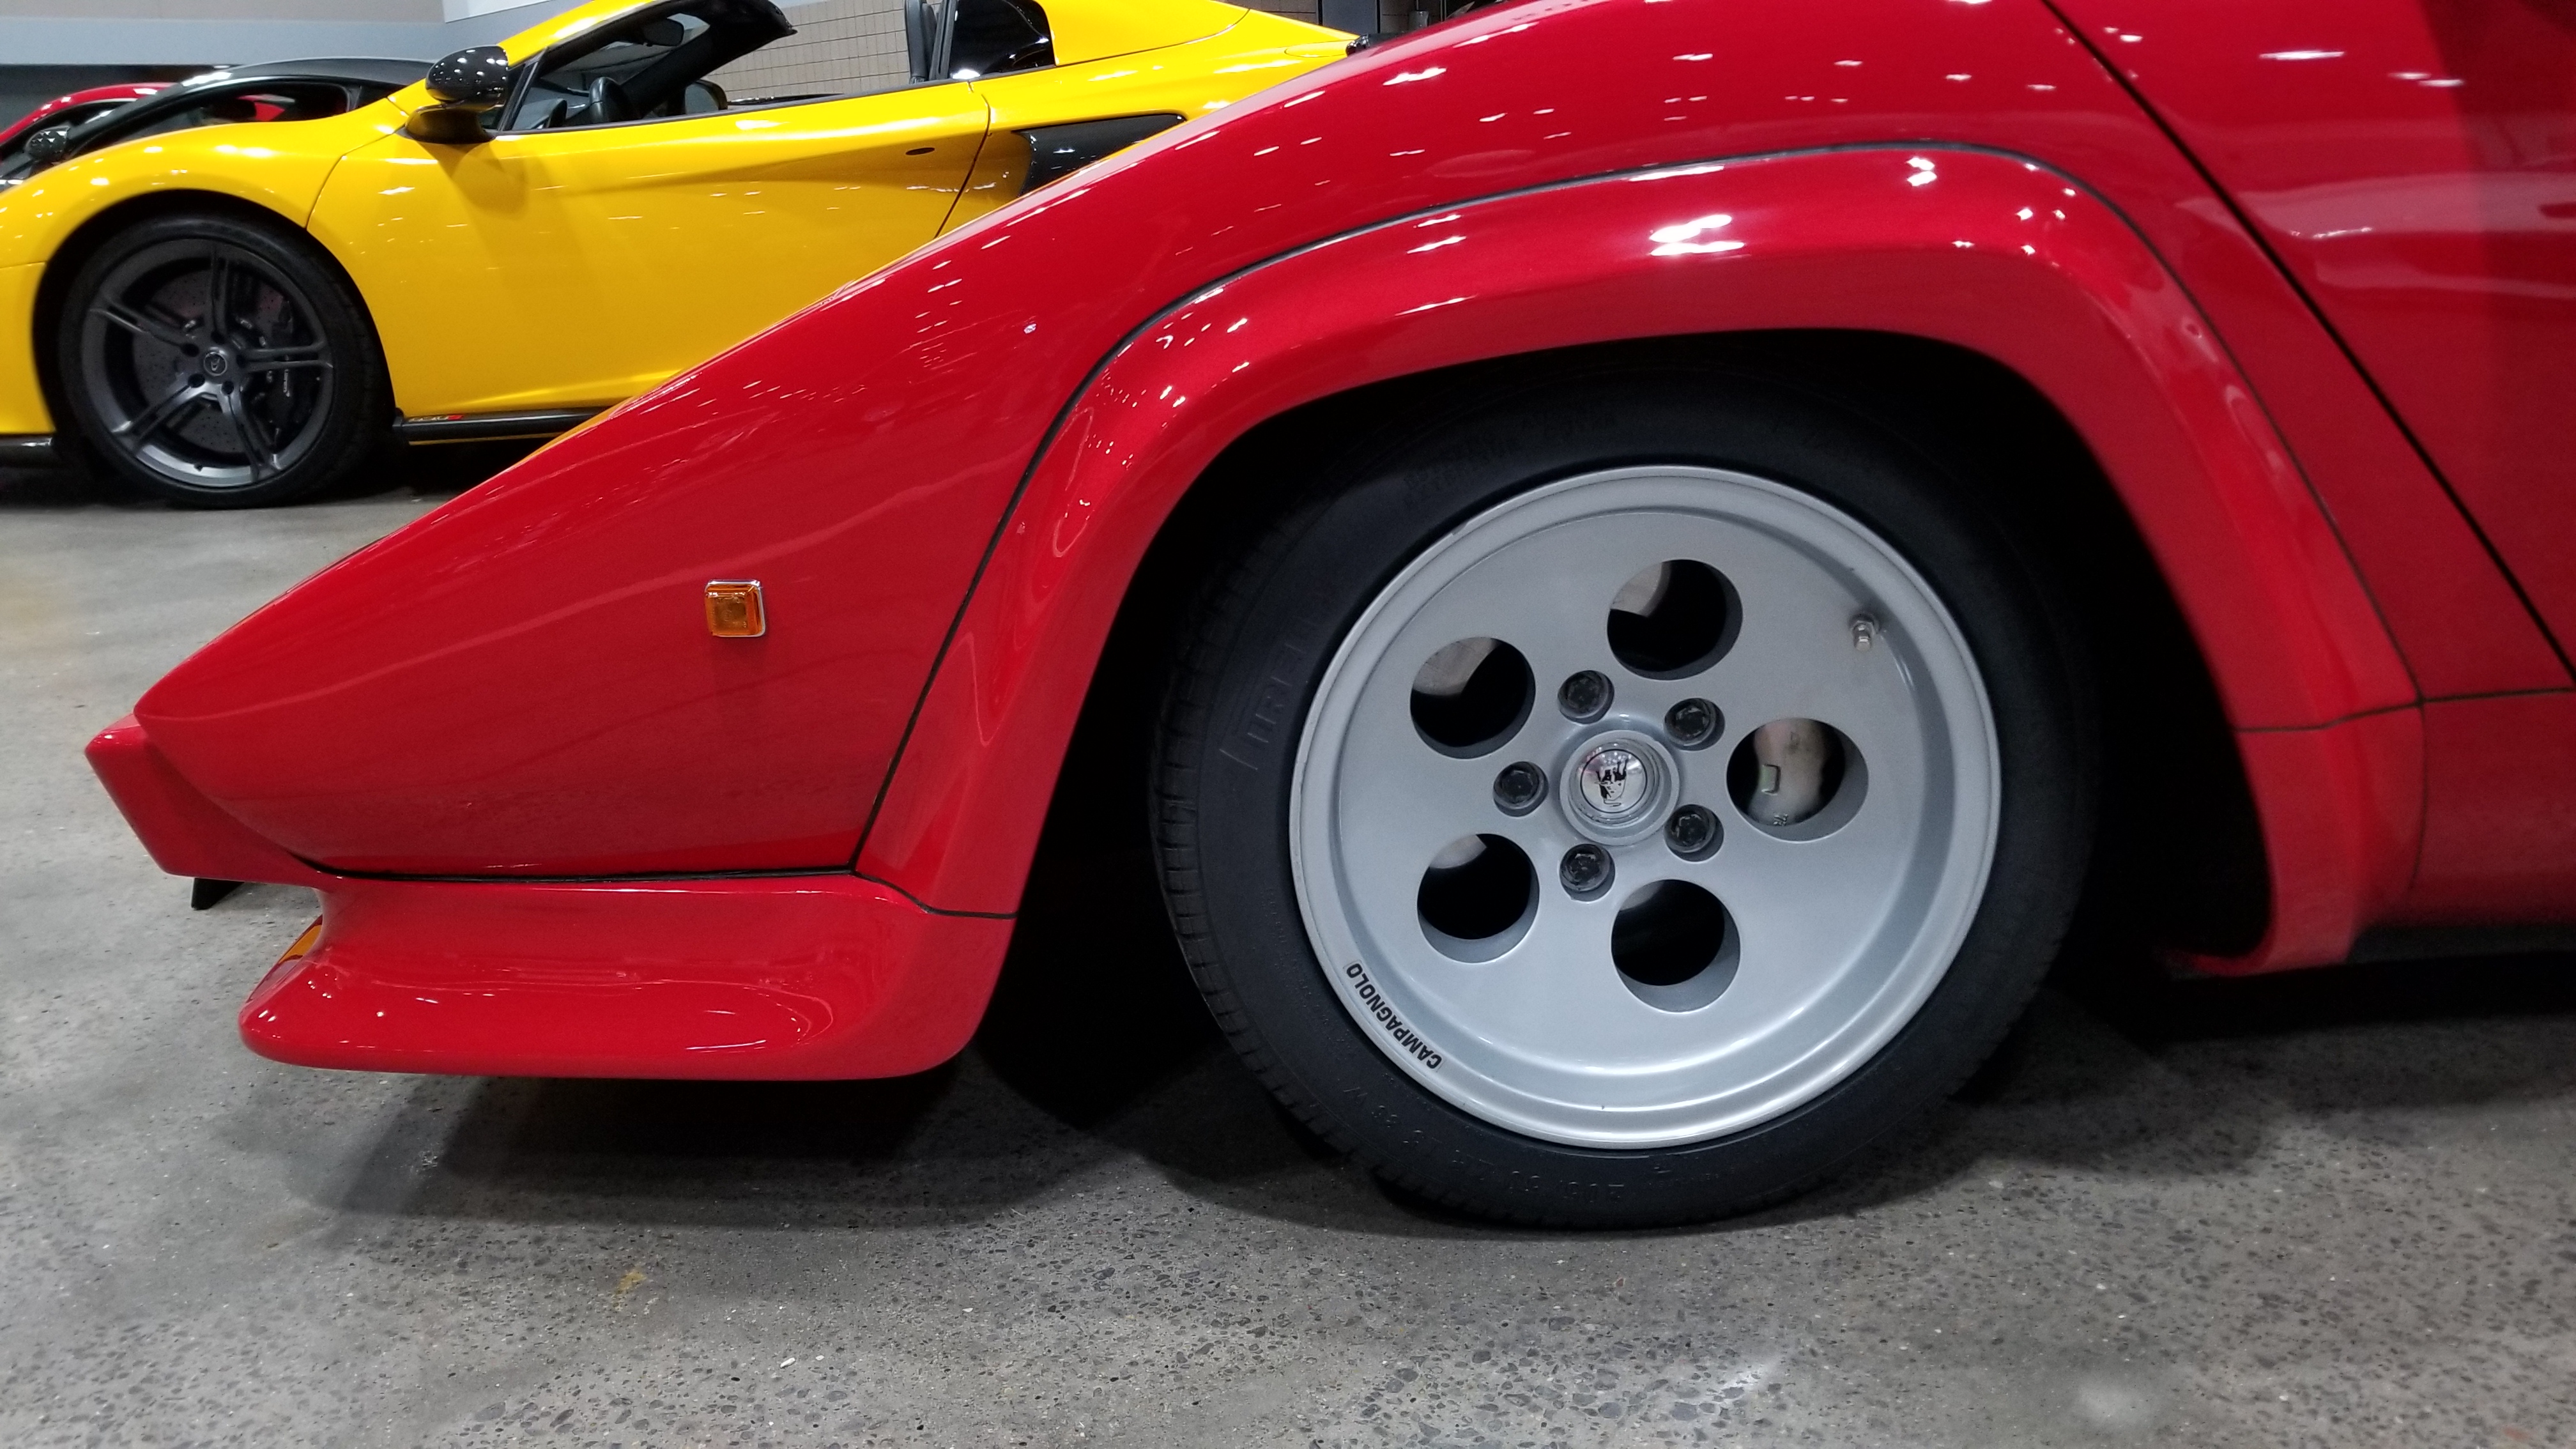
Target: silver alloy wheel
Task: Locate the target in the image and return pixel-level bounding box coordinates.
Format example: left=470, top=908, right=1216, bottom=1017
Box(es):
left=1289, top=466, right=2000, bottom=1149
left=76, top=240, right=336, bottom=491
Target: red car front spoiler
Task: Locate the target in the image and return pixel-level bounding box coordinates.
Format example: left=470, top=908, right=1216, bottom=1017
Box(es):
left=86, top=715, right=332, bottom=887
left=88, top=716, right=1013, bottom=1079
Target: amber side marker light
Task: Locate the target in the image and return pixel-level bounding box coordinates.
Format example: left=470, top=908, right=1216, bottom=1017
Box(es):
left=275, top=919, right=321, bottom=967
left=705, top=580, right=767, bottom=638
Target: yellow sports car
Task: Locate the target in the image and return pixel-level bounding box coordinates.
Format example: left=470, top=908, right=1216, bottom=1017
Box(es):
left=0, top=0, right=1348, bottom=505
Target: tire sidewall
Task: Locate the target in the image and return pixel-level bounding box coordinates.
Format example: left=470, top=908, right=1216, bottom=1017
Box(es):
left=1163, top=366, right=2091, bottom=1225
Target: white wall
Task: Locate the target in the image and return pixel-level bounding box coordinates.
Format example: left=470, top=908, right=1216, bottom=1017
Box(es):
left=0, top=1, right=439, bottom=17
left=0, top=0, right=552, bottom=65
left=0, top=0, right=1369, bottom=72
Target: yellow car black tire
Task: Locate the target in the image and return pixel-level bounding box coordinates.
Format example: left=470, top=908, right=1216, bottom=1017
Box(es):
left=56, top=210, right=392, bottom=509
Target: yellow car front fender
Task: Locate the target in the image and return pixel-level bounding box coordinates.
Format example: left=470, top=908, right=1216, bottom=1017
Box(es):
left=0, top=112, right=392, bottom=270
left=0, top=262, right=46, bottom=434
left=0, top=109, right=397, bottom=434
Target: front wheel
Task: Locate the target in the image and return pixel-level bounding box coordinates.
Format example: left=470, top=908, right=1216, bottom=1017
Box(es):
left=1153, top=371, right=2092, bottom=1225
left=55, top=212, right=389, bottom=508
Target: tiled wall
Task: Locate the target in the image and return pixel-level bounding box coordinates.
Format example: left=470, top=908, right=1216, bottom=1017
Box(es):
left=709, top=0, right=913, bottom=101
left=709, top=0, right=1400, bottom=103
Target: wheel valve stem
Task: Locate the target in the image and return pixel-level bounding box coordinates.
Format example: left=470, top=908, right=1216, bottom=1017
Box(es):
left=1851, top=613, right=1880, bottom=651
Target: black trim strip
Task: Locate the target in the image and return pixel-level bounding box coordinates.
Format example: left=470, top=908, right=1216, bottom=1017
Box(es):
left=857, top=871, right=1016, bottom=919
left=0, top=434, right=56, bottom=464
left=2234, top=700, right=2421, bottom=735
left=2196, top=687, right=2576, bottom=735
left=394, top=408, right=601, bottom=443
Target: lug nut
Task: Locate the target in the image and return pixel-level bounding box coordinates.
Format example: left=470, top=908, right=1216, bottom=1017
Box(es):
left=1558, top=670, right=1612, bottom=722
left=1664, top=697, right=1720, bottom=749
left=1560, top=843, right=1613, bottom=897
left=1666, top=804, right=1720, bottom=859
left=1492, top=761, right=1547, bottom=815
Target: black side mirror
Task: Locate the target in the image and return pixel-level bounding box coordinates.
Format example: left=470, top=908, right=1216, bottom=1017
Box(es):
left=406, top=45, right=512, bottom=144
left=22, top=124, right=75, bottom=168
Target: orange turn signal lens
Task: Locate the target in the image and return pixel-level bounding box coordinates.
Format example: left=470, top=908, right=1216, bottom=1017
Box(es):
left=705, top=580, right=767, bottom=638
left=275, top=918, right=322, bottom=967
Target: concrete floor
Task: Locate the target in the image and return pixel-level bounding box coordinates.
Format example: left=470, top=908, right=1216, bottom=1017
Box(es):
left=3, top=462, right=2573, bottom=1449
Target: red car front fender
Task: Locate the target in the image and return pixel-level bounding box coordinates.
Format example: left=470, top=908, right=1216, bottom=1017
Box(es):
left=861, top=145, right=2423, bottom=969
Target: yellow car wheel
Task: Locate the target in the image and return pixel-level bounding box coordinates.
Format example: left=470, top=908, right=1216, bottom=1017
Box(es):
left=57, top=213, right=390, bottom=509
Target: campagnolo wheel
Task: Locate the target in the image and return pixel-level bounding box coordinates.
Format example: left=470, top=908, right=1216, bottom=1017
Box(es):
left=1296, top=464, right=1997, bottom=1146
left=57, top=213, right=388, bottom=508
left=1155, top=370, right=2089, bottom=1225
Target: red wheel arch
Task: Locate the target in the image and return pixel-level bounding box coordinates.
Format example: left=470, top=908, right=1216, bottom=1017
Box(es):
left=861, top=146, right=2422, bottom=969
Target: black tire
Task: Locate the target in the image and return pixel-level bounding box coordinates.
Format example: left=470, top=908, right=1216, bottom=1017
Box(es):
left=54, top=211, right=390, bottom=508
left=1151, top=364, right=2094, bottom=1227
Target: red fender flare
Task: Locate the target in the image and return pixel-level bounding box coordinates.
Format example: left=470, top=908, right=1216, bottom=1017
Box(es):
left=862, top=146, right=2423, bottom=969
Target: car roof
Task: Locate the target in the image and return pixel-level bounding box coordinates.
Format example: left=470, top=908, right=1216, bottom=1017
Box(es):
left=171, top=57, right=433, bottom=90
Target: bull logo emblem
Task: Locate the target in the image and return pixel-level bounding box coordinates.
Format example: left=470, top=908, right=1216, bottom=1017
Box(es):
left=1579, top=746, right=1644, bottom=816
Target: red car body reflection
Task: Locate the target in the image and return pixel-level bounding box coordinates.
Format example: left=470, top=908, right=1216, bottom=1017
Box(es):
left=0, top=83, right=165, bottom=156
left=89, top=0, right=2576, bottom=1079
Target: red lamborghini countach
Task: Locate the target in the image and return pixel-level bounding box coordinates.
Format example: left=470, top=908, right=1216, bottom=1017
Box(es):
left=89, top=0, right=2576, bottom=1225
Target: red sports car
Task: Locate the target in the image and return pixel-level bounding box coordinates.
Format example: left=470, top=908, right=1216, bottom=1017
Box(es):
left=88, top=0, right=2576, bottom=1225
left=0, top=82, right=165, bottom=163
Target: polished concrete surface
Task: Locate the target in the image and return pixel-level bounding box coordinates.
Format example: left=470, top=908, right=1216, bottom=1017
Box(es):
left=4, top=464, right=2573, bottom=1448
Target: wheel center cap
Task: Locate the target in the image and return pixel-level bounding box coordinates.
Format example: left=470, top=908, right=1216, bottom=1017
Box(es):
left=1577, top=746, right=1649, bottom=818
left=201, top=349, right=230, bottom=378
left=1560, top=729, right=1679, bottom=845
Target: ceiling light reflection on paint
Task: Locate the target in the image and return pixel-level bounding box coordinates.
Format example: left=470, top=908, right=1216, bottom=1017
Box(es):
left=1649, top=214, right=1744, bottom=256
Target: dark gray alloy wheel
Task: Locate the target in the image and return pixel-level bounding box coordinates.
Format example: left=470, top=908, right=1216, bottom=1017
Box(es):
left=57, top=214, right=388, bottom=508
left=1151, top=367, right=2094, bottom=1227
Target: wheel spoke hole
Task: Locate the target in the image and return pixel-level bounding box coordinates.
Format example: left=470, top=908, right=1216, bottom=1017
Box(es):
left=1728, top=719, right=1868, bottom=840
left=1418, top=834, right=1537, bottom=962
left=1607, top=560, right=1739, bottom=678
left=1612, top=880, right=1737, bottom=1011
left=1410, top=638, right=1533, bottom=756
